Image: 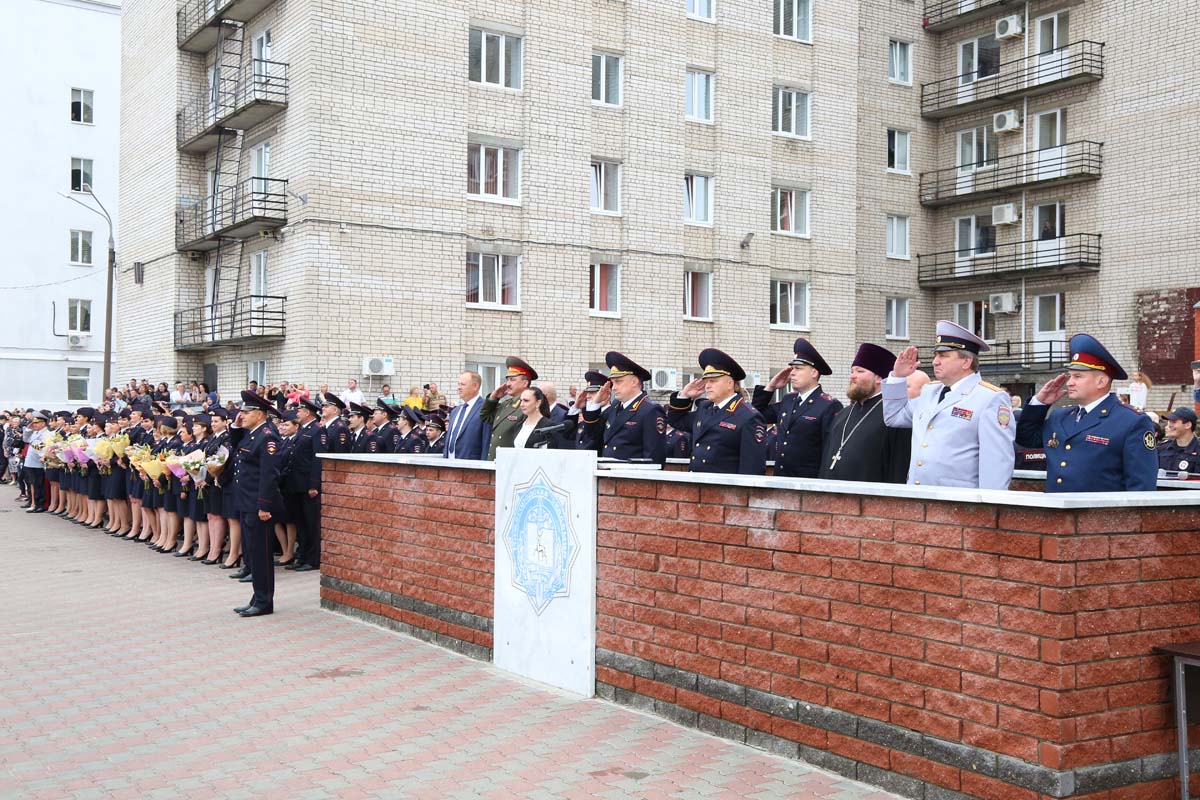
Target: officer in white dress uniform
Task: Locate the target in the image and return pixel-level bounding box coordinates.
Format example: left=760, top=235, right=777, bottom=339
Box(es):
left=882, top=320, right=1016, bottom=490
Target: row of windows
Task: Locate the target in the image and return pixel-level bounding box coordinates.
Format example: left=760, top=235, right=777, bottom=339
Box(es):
left=460, top=252, right=914, bottom=339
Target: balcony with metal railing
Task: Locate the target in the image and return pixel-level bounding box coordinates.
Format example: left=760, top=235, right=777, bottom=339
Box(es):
left=177, top=0, right=277, bottom=51
left=917, top=233, right=1101, bottom=287
left=922, top=0, right=1013, bottom=33
left=917, top=339, right=1070, bottom=373
left=919, top=140, right=1102, bottom=207
left=176, top=178, right=288, bottom=251
left=921, top=41, right=1104, bottom=118
left=177, top=60, right=289, bottom=152
left=175, top=295, right=286, bottom=350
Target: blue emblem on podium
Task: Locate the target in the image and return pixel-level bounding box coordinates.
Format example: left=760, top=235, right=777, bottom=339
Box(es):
left=501, top=469, right=580, bottom=616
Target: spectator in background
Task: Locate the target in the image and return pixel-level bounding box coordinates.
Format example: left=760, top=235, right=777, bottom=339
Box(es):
left=342, top=379, right=365, bottom=406
left=905, top=370, right=930, bottom=399
left=169, top=382, right=189, bottom=410
left=286, top=383, right=309, bottom=407
left=378, top=384, right=399, bottom=406
left=153, top=382, right=170, bottom=404
left=318, top=383, right=329, bottom=400
left=1159, top=408, right=1200, bottom=476
left=1126, top=371, right=1151, bottom=410
left=402, top=387, right=425, bottom=411
left=266, top=383, right=286, bottom=409
left=201, top=382, right=219, bottom=408
left=1193, top=361, right=1200, bottom=413
left=423, top=383, right=447, bottom=412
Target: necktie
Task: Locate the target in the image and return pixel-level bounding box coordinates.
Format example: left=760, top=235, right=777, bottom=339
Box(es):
left=448, top=403, right=466, bottom=456
left=938, top=385, right=950, bottom=403
left=1075, top=407, right=1087, bottom=423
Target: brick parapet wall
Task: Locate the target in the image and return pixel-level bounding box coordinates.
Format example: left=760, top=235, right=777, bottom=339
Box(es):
left=319, top=456, right=1200, bottom=799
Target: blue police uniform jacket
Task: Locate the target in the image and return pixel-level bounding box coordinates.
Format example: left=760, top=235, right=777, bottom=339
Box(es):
left=325, top=418, right=351, bottom=453
left=751, top=384, right=843, bottom=478
left=368, top=422, right=397, bottom=454
left=426, top=435, right=445, bottom=455
left=349, top=427, right=371, bottom=453
left=230, top=422, right=283, bottom=514
left=281, top=420, right=324, bottom=494
left=665, top=429, right=691, bottom=459
left=580, top=392, right=667, bottom=464
left=1015, top=394, right=1158, bottom=492
left=666, top=393, right=767, bottom=475
left=1158, top=438, right=1200, bottom=475
left=397, top=428, right=427, bottom=454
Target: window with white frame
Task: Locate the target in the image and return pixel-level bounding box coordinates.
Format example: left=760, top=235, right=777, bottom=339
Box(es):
left=466, top=252, right=520, bottom=308
left=685, top=69, right=713, bottom=122
left=770, top=279, right=809, bottom=328
left=957, top=124, right=998, bottom=171
left=959, top=33, right=1000, bottom=84
left=247, top=361, right=266, bottom=386
left=467, top=361, right=506, bottom=397
left=885, top=297, right=909, bottom=340
left=683, top=173, right=713, bottom=224
left=592, top=53, right=622, bottom=105
left=67, top=367, right=90, bottom=402
left=773, top=0, right=812, bottom=41
left=68, top=299, right=92, bottom=333
left=886, top=214, right=910, bottom=259
left=70, top=230, right=93, bottom=265
left=683, top=269, right=712, bottom=320
left=772, top=87, right=810, bottom=138
left=71, top=158, right=93, bottom=192
left=71, top=89, right=94, bottom=123
left=955, top=214, right=996, bottom=258
left=953, top=299, right=995, bottom=342
left=467, top=143, right=520, bottom=201
left=771, top=188, right=810, bottom=237
left=590, top=160, right=621, bottom=213
left=888, top=40, right=912, bottom=84
left=468, top=28, right=523, bottom=89
left=589, top=262, right=620, bottom=317
left=687, top=0, right=714, bottom=21
left=887, top=129, right=911, bottom=173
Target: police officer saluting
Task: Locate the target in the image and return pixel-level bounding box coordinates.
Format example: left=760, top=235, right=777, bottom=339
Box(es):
left=752, top=338, right=842, bottom=478
left=231, top=390, right=284, bottom=617
left=1016, top=333, right=1158, bottom=492
left=885, top=320, right=1015, bottom=490
left=667, top=349, right=767, bottom=475
left=580, top=352, right=666, bottom=464
left=1158, top=408, right=1200, bottom=477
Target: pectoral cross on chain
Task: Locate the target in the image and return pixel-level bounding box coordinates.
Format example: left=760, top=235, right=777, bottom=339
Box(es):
left=829, top=450, right=842, bottom=469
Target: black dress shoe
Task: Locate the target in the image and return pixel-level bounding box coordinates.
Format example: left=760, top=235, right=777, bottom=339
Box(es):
left=238, top=574, right=253, bottom=583
left=233, top=605, right=253, bottom=614
left=219, top=560, right=242, bottom=570
left=26, top=508, right=45, bottom=514
left=229, top=570, right=249, bottom=580
left=201, top=558, right=221, bottom=566
left=274, top=558, right=294, bottom=567
left=173, top=549, right=191, bottom=557
left=188, top=554, right=205, bottom=561
left=284, top=562, right=302, bottom=571
left=293, top=564, right=317, bottom=572
left=237, top=606, right=273, bottom=617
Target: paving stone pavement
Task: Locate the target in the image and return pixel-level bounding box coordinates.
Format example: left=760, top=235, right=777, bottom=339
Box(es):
left=0, top=499, right=902, bottom=800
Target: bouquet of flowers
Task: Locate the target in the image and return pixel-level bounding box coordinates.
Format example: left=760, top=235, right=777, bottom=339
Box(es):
left=41, top=433, right=65, bottom=468
left=66, top=435, right=88, bottom=470
left=92, top=439, right=115, bottom=475
left=205, top=446, right=228, bottom=481
left=165, top=453, right=188, bottom=480
left=181, top=450, right=208, bottom=497
left=109, top=433, right=130, bottom=459
left=125, top=444, right=154, bottom=489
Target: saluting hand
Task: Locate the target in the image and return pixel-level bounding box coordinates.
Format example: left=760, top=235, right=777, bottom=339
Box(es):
left=308, top=488, right=318, bottom=498
left=765, top=367, right=793, bottom=392
left=595, top=381, right=613, bottom=407
left=490, top=384, right=509, bottom=400
left=1036, top=373, right=1070, bottom=405
left=892, top=346, right=921, bottom=379
left=680, top=378, right=707, bottom=400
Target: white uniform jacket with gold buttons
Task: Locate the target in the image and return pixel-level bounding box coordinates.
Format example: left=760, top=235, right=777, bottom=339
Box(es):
left=881, top=372, right=1015, bottom=490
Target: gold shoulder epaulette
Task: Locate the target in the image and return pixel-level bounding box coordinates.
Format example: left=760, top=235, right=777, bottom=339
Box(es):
left=979, top=381, right=1002, bottom=392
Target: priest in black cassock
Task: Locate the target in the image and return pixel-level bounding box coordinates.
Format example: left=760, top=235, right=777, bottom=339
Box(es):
left=818, top=343, right=911, bottom=483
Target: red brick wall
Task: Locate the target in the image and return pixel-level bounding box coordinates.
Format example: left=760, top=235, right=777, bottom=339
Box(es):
left=319, top=458, right=1200, bottom=799
left=320, top=459, right=495, bottom=652
left=594, top=479, right=1200, bottom=799
left=1136, top=287, right=1200, bottom=385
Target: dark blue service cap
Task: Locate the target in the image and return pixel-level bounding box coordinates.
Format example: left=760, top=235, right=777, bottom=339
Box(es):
left=1066, top=333, right=1127, bottom=381
left=1166, top=408, right=1197, bottom=424
left=583, top=370, right=609, bottom=392
left=240, top=389, right=281, bottom=418
left=698, top=348, right=747, bottom=382
left=789, top=338, right=832, bottom=375
left=606, top=351, right=651, bottom=382
left=321, top=393, right=346, bottom=411
left=376, top=398, right=399, bottom=418
left=298, top=396, right=322, bottom=415
left=348, top=402, right=371, bottom=418
left=399, top=404, right=424, bottom=426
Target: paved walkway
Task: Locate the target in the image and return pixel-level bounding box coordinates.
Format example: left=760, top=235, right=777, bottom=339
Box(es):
left=0, top=497, right=900, bottom=800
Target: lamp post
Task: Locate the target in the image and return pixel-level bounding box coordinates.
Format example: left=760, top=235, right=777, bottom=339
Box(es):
left=59, top=185, right=115, bottom=394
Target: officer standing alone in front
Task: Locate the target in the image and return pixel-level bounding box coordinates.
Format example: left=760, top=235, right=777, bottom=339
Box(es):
left=231, top=390, right=284, bottom=617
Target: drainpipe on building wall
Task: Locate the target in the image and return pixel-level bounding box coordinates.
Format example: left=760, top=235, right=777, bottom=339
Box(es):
left=1193, top=301, right=1200, bottom=414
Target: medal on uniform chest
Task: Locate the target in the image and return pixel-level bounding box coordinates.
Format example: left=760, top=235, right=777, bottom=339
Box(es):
left=1047, top=433, right=1059, bottom=448
left=1181, top=460, right=1190, bottom=471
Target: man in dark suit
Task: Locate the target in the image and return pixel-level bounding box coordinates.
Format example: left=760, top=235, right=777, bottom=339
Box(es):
left=753, top=338, right=843, bottom=478
left=445, top=370, right=491, bottom=460
left=282, top=397, right=326, bottom=573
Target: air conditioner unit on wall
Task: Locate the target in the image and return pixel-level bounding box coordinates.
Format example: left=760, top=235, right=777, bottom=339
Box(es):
left=992, top=203, right=1020, bottom=225
left=989, top=292, right=1019, bottom=314
left=994, top=110, right=1021, bottom=133
left=650, top=367, right=679, bottom=392
left=68, top=334, right=89, bottom=348
left=362, top=356, right=395, bottom=376
left=995, top=15, right=1023, bottom=39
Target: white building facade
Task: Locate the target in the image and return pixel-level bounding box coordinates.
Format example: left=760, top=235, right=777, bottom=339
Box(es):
left=0, top=0, right=121, bottom=409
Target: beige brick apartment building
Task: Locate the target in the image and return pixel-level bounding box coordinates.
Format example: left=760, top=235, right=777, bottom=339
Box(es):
left=116, top=0, right=1200, bottom=405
